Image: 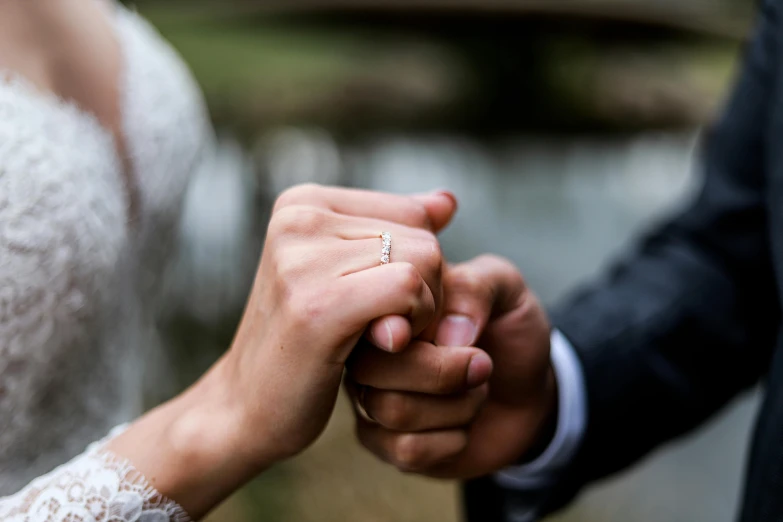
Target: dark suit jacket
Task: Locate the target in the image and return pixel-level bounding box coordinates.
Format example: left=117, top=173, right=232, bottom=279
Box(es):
left=465, top=1, right=783, bottom=520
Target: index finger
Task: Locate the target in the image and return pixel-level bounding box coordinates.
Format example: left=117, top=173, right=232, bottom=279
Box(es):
left=273, top=184, right=458, bottom=233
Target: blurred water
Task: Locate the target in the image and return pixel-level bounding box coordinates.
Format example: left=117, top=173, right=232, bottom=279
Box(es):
left=254, top=129, right=759, bottom=522
left=348, top=133, right=699, bottom=301
left=259, top=129, right=702, bottom=299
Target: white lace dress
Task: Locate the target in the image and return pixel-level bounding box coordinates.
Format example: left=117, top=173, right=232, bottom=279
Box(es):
left=0, top=4, right=216, bottom=521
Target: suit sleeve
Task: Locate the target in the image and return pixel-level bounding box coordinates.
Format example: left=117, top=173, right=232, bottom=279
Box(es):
left=534, top=0, right=783, bottom=512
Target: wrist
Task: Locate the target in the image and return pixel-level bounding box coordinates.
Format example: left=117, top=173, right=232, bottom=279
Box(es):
left=495, top=330, right=587, bottom=486
left=182, top=353, right=284, bottom=472
left=517, top=364, right=558, bottom=464
left=104, top=356, right=274, bottom=518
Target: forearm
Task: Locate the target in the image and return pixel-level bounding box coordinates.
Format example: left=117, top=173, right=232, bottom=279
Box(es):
left=0, top=356, right=264, bottom=522
left=105, top=354, right=270, bottom=519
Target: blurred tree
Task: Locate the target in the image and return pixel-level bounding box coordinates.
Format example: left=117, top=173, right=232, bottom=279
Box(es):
left=136, top=0, right=748, bottom=135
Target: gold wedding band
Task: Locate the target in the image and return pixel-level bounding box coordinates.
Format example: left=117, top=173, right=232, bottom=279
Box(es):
left=381, top=232, right=392, bottom=265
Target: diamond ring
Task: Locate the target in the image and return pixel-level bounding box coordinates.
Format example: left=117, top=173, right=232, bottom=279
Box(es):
left=381, top=232, right=392, bottom=265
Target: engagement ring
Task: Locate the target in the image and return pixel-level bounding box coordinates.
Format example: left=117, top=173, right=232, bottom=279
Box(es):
left=381, top=232, right=392, bottom=265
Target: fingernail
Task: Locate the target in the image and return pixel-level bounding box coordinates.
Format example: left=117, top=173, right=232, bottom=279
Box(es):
left=371, top=320, right=395, bottom=352
left=467, top=352, right=493, bottom=388
left=434, top=190, right=457, bottom=207
left=436, top=315, right=478, bottom=346
left=413, top=189, right=455, bottom=202
left=384, top=320, right=395, bottom=352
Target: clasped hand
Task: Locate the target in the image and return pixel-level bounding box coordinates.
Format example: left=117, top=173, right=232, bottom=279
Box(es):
left=224, top=184, right=556, bottom=481
left=348, top=254, right=555, bottom=479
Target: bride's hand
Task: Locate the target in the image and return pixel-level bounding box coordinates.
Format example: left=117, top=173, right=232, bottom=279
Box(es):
left=222, top=184, right=457, bottom=465
left=106, top=184, right=457, bottom=518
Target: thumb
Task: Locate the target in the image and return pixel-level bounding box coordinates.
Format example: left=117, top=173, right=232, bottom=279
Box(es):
left=435, top=255, right=524, bottom=347
left=436, top=256, right=551, bottom=408
left=411, top=190, right=458, bottom=234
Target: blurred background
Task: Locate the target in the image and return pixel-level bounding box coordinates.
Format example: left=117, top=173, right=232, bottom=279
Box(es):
left=135, top=1, right=760, bottom=520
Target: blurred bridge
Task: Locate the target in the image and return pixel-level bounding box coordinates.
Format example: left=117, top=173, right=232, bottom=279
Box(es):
left=242, top=0, right=751, bottom=37
left=141, top=0, right=754, bottom=132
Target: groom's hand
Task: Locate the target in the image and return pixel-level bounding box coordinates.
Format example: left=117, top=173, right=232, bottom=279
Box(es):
left=348, top=255, right=556, bottom=478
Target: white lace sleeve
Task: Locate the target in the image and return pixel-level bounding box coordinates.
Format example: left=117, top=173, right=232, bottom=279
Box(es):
left=0, top=428, right=190, bottom=522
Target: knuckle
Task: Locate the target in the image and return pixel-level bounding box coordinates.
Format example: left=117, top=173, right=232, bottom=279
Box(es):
left=396, top=262, right=424, bottom=296
left=476, top=254, right=526, bottom=287
left=273, top=183, right=322, bottom=212
left=419, top=232, right=443, bottom=272
left=268, top=205, right=302, bottom=236
left=269, top=205, right=325, bottom=238
left=393, top=434, right=427, bottom=471
left=375, top=392, right=412, bottom=430
left=270, top=250, right=295, bottom=291
left=446, top=432, right=469, bottom=459
left=448, top=267, right=484, bottom=295
left=474, top=253, right=508, bottom=266
left=273, top=247, right=311, bottom=292
left=447, top=266, right=493, bottom=304
left=272, top=187, right=300, bottom=213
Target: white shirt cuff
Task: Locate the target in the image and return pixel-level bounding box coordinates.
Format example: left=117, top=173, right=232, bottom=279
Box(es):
left=495, top=329, right=587, bottom=490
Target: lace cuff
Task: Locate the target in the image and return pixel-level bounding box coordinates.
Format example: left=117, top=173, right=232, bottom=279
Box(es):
left=0, top=427, right=190, bottom=522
